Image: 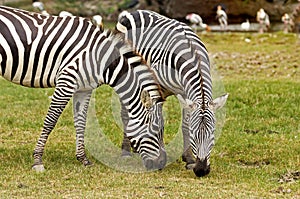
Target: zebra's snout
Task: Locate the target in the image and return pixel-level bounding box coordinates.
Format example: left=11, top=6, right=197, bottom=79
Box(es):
left=193, top=157, right=210, bottom=177
left=144, top=149, right=167, bottom=170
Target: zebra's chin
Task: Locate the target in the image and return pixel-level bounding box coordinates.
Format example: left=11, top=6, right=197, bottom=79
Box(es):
left=143, top=149, right=167, bottom=171
left=193, top=157, right=210, bottom=177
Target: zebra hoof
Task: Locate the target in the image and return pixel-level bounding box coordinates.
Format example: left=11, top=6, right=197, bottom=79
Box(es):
left=83, top=160, right=93, bottom=167
left=185, top=163, right=196, bottom=170
left=32, top=164, right=45, bottom=172
left=121, top=150, right=132, bottom=157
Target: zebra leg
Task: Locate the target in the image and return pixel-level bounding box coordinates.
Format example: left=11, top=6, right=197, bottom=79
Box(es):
left=32, top=85, right=74, bottom=172
left=73, top=89, right=93, bottom=166
left=181, top=107, right=196, bottom=169
left=120, top=102, right=132, bottom=157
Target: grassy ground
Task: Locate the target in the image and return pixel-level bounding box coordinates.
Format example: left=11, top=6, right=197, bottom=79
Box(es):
left=0, top=32, right=299, bottom=198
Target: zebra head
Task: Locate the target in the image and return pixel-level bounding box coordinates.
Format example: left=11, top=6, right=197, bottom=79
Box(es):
left=179, top=93, right=228, bottom=177
left=125, top=90, right=166, bottom=171
left=107, top=32, right=167, bottom=170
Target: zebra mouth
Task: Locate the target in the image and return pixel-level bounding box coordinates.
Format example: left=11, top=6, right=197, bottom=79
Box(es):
left=143, top=149, right=167, bottom=170
left=193, top=157, right=210, bottom=177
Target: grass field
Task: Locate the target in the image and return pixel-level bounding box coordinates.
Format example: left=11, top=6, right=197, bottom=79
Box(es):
left=0, top=32, right=299, bottom=198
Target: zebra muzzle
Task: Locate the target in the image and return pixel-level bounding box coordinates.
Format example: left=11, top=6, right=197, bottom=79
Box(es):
left=193, top=157, right=210, bottom=177
left=144, top=148, right=167, bottom=171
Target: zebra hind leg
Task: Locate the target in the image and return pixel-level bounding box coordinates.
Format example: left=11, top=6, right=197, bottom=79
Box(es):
left=73, top=90, right=93, bottom=166
left=32, top=86, right=74, bottom=172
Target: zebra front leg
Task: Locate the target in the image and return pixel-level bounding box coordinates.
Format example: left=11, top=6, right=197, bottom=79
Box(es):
left=32, top=86, right=74, bottom=172
left=181, top=108, right=195, bottom=169
left=120, top=102, right=132, bottom=157
left=73, top=90, right=93, bottom=166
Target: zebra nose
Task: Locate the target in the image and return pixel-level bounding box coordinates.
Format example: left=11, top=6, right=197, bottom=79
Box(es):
left=193, top=157, right=210, bottom=177
left=158, top=148, right=167, bottom=169
left=144, top=159, right=153, bottom=170
left=144, top=149, right=167, bottom=170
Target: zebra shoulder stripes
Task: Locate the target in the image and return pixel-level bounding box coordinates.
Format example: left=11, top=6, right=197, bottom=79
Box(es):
left=116, top=10, right=228, bottom=177
left=0, top=6, right=166, bottom=171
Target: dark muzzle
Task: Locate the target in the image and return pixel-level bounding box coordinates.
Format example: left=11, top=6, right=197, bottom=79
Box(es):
left=144, top=148, right=167, bottom=170
left=193, top=157, right=210, bottom=177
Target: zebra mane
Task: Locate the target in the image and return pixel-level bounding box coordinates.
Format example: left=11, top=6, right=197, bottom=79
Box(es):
left=195, top=49, right=206, bottom=109
left=186, top=36, right=206, bottom=108
left=106, top=30, right=136, bottom=59
left=155, top=17, right=208, bottom=107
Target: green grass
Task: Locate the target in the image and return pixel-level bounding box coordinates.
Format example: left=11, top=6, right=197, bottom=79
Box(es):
left=0, top=32, right=299, bottom=198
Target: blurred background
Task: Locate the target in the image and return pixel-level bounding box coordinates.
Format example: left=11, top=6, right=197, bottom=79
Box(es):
left=1, top=0, right=299, bottom=24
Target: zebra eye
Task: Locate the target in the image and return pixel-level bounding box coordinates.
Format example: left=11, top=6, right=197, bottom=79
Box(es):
left=185, top=115, right=189, bottom=122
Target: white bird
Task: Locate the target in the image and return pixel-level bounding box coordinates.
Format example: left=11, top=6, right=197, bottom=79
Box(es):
left=241, top=19, right=250, bottom=31
left=32, top=1, right=49, bottom=16
left=32, top=1, right=44, bottom=11
left=59, top=11, right=73, bottom=17
left=92, top=15, right=104, bottom=31
left=185, top=13, right=209, bottom=32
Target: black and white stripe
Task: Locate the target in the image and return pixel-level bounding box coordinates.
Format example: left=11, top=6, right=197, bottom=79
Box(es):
left=0, top=6, right=166, bottom=171
left=116, top=10, right=228, bottom=176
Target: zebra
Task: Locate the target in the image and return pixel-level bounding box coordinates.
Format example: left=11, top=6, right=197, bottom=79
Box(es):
left=0, top=6, right=167, bottom=171
left=116, top=10, right=228, bottom=177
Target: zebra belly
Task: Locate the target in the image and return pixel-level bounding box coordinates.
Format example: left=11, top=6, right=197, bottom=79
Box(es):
left=0, top=59, right=57, bottom=88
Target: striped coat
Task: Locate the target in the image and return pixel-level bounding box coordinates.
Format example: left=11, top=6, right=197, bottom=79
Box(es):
left=0, top=6, right=166, bottom=171
left=116, top=10, right=228, bottom=177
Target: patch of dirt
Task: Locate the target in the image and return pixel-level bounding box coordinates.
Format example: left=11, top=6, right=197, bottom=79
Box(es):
left=244, top=129, right=260, bottom=134
left=238, top=159, right=271, bottom=168
left=244, top=129, right=280, bottom=134
left=278, top=171, right=300, bottom=183
left=209, top=43, right=300, bottom=79
left=272, top=186, right=292, bottom=194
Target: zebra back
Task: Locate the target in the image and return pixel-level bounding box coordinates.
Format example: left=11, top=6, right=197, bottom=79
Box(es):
left=0, top=6, right=99, bottom=87
left=117, top=10, right=212, bottom=106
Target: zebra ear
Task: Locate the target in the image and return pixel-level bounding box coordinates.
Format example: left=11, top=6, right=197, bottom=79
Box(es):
left=209, top=93, right=229, bottom=113
left=141, top=90, right=153, bottom=109
left=116, top=21, right=127, bottom=33
left=176, top=94, right=197, bottom=111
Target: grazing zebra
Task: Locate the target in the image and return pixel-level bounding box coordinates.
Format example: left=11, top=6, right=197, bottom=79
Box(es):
left=0, top=6, right=166, bottom=171
left=116, top=10, right=228, bottom=177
